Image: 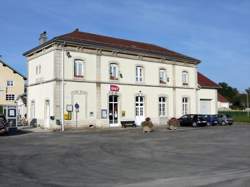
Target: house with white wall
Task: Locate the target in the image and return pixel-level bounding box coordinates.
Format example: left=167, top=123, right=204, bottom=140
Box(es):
left=197, top=72, right=220, bottom=114
left=217, top=94, right=230, bottom=110
left=23, top=29, right=219, bottom=129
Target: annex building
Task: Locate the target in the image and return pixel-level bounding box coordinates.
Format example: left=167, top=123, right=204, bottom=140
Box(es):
left=23, top=29, right=219, bottom=129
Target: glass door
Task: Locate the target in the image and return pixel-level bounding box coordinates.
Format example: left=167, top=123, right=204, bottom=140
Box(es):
left=135, top=96, right=144, bottom=126
left=109, top=95, right=119, bottom=126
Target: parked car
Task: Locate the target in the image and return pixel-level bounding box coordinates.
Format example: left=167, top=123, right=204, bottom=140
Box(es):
left=178, top=114, right=207, bottom=127
left=217, top=114, right=234, bottom=125
left=0, top=115, right=9, bottom=135
left=204, top=115, right=219, bottom=126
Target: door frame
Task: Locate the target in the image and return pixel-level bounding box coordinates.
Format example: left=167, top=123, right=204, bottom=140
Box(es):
left=108, top=94, right=120, bottom=127
left=135, top=95, right=145, bottom=126
left=44, top=100, right=50, bottom=128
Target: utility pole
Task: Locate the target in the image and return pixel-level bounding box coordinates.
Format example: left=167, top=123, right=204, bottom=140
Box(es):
left=247, top=91, right=249, bottom=117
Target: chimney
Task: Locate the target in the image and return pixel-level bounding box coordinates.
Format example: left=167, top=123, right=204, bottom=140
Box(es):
left=39, top=31, right=48, bottom=45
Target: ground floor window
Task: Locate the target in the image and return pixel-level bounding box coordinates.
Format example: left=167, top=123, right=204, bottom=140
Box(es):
left=159, top=97, right=167, bottom=117
left=182, top=97, right=189, bottom=115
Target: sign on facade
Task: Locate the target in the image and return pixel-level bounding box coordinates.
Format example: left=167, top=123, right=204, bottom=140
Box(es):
left=110, top=84, right=119, bottom=92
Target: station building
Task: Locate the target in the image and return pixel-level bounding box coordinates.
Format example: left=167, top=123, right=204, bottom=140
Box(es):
left=23, top=29, right=219, bottom=129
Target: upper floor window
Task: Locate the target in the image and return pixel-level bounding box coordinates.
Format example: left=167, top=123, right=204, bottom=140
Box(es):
left=7, top=80, right=14, bottom=87
left=159, top=97, right=167, bottom=117
left=6, top=94, right=15, bottom=101
left=36, top=65, right=41, bottom=75
left=182, top=97, right=189, bottom=115
left=159, top=69, right=167, bottom=84
left=182, top=71, right=189, bottom=85
left=74, top=59, right=84, bottom=78
left=136, top=66, right=144, bottom=82
left=109, top=63, right=119, bottom=80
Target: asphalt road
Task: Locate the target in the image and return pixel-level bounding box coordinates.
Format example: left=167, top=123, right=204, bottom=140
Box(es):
left=1, top=125, right=250, bottom=187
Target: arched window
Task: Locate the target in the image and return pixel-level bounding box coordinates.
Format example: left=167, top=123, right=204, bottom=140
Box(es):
left=109, top=63, right=119, bottom=80
left=182, top=71, right=189, bottom=85
left=74, top=59, right=84, bottom=78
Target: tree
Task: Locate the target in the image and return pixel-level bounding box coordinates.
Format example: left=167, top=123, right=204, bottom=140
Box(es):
left=218, top=82, right=239, bottom=103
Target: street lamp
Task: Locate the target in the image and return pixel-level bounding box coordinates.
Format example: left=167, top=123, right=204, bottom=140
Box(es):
left=247, top=91, right=249, bottom=117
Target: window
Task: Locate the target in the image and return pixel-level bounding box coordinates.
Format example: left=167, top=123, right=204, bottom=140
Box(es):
left=38, top=65, right=41, bottom=74
left=7, top=80, right=14, bottom=87
left=159, top=97, right=167, bottom=117
left=182, top=97, right=189, bottom=115
left=136, top=66, right=144, bottom=82
left=36, top=66, right=39, bottom=75
left=182, top=71, right=189, bottom=85
left=6, top=94, right=15, bottom=101
left=109, top=63, right=119, bottom=80
left=74, top=60, right=84, bottom=77
left=159, top=69, right=167, bottom=84
left=36, top=65, right=41, bottom=75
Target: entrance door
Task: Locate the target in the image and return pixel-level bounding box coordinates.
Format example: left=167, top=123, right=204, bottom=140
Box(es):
left=109, top=95, right=119, bottom=127
left=44, top=100, right=50, bottom=128
left=135, top=96, right=144, bottom=126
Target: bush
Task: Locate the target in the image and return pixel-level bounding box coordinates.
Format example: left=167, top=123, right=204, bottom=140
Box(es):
left=219, top=111, right=250, bottom=123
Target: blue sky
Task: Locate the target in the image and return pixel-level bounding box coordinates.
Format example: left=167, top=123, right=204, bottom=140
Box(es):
left=0, top=0, right=249, bottom=91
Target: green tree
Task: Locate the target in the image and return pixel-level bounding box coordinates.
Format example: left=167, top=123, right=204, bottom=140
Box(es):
left=218, top=82, right=239, bottom=103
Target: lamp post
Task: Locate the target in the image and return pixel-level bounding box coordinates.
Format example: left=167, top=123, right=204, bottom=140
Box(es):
left=247, top=91, right=249, bottom=117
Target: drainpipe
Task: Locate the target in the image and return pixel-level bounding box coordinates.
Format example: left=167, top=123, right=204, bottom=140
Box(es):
left=61, top=43, right=65, bottom=132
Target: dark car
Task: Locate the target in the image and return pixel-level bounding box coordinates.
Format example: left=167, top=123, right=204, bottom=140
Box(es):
left=0, top=115, right=9, bottom=135
left=178, top=114, right=207, bottom=127
left=204, top=115, right=219, bottom=126
left=218, top=114, right=233, bottom=125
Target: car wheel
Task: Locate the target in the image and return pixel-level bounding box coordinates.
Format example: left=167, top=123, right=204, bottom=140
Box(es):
left=192, top=122, right=197, bottom=127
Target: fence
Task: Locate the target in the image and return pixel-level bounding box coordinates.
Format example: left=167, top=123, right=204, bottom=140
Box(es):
left=218, top=111, right=250, bottom=123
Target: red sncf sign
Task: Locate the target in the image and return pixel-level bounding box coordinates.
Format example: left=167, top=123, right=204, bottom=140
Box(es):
left=110, top=84, right=119, bottom=92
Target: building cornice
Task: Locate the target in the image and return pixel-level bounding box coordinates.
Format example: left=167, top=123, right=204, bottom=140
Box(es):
left=28, top=78, right=198, bottom=90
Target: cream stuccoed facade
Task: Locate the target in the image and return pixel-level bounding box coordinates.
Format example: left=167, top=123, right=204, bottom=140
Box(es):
left=24, top=30, right=218, bottom=129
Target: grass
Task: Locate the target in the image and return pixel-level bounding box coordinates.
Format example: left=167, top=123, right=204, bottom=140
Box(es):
left=219, top=111, right=250, bottom=123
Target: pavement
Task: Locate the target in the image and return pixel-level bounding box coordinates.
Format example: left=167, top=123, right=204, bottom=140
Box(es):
left=0, top=125, right=250, bottom=187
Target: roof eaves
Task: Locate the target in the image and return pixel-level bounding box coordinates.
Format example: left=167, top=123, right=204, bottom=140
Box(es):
left=0, top=59, right=27, bottom=80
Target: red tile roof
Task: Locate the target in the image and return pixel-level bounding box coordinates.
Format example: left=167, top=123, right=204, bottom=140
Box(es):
left=218, top=94, right=229, bottom=102
left=198, top=72, right=220, bottom=89
left=24, top=29, right=200, bottom=64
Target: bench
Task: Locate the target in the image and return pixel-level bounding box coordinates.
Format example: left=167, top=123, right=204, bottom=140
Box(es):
left=121, top=121, right=136, bottom=128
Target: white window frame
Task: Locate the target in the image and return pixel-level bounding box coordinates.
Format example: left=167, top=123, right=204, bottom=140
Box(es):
left=136, top=66, right=144, bottom=83
left=159, top=69, right=167, bottom=84
left=109, top=63, right=119, bottom=80
left=74, top=59, right=84, bottom=78
left=182, top=71, right=189, bottom=85
left=6, top=94, right=15, bottom=101
left=159, top=97, right=167, bottom=117
left=182, top=97, right=189, bottom=115
left=135, top=96, right=144, bottom=117
left=7, top=80, right=14, bottom=87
